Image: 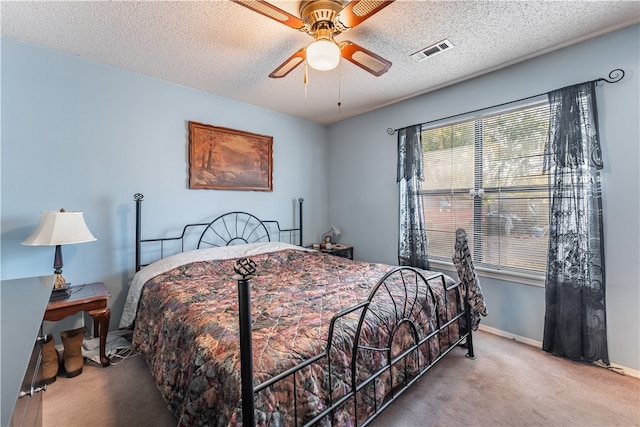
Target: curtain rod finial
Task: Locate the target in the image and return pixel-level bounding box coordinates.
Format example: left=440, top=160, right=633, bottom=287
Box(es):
left=602, top=69, right=624, bottom=84
left=387, top=128, right=396, bottom=135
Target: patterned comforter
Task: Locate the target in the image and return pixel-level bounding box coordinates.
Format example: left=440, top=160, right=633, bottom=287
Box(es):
left=131, top=246, right=464, bottom=426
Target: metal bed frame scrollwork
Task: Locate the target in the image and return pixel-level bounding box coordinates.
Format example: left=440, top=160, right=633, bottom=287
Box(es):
left=133, top=193, right=475, bottom=426
left=133, top=192, right=303, bottom=272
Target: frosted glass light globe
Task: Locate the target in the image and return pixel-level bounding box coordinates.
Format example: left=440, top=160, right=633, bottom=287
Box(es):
left=306, top=39, right=340, bottom=71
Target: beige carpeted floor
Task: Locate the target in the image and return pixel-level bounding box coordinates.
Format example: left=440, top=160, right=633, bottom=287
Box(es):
left=43, top=330, right=640, bottom=426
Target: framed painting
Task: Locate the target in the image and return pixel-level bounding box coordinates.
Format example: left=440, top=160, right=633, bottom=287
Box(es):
left=188, top=121, right=273, bottom=191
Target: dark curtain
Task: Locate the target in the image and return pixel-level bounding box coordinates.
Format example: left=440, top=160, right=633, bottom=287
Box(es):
left=397, top=124, right=429, bottom=269
left=542, top=82, right=609, bottom=365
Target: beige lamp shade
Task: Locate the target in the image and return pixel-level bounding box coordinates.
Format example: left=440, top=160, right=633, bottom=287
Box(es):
left=22, top=210, right=96, bottom=289
left=22, top=210, right=96, bottom=246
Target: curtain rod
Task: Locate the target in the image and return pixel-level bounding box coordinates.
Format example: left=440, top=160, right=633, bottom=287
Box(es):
left=386, top=68, right=625, bottom=135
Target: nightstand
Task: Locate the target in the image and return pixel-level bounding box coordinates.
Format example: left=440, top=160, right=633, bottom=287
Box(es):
left=44, top=282, right=111, bottom=367
left=309, top=244, right=354, bottom=260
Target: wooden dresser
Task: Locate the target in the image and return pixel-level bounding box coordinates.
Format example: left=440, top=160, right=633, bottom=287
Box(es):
left=1, top=275, right=55, bottom=427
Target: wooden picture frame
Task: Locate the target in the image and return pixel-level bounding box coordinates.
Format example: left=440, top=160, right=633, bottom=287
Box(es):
left=188, top=121, right=273, bottom=191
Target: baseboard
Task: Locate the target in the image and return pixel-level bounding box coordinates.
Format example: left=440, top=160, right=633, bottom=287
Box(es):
left=477, top=324, right=640, bottom=379
left=478, top=324, right=542, bottom=347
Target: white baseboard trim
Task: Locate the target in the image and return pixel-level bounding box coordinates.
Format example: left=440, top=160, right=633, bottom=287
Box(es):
left=478, top=324, right=542, bottom=347
left=477, top=324, right=640, bottom=379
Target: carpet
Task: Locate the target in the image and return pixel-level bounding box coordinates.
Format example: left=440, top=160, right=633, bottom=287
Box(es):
left=43, top=330, right=640, bottom=426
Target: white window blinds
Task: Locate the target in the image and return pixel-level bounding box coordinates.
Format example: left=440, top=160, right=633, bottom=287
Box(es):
left=421, top=101, right=550, bottom=275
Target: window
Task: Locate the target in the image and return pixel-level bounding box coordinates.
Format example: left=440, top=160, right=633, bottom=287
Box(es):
left=421, top=100, right=550, bottom=276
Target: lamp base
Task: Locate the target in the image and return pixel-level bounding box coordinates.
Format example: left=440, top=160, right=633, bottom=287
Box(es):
left=49, top=284, right=71, bottom=302
left=53, top=273, right=67, bottom=289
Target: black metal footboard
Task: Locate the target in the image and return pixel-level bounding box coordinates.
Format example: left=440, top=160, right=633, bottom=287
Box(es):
left=236, top=265, right=475, bottom=427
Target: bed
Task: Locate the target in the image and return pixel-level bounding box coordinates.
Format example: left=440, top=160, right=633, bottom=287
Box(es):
left=120, top=194, right=486, bottom=426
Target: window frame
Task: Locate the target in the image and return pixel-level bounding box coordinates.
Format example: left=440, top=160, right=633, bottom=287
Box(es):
left=420, top=97, right=550, bottom=286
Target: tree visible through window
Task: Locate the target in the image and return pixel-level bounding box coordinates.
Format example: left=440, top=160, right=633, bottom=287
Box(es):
left=422, top=101, right=550, bottom=275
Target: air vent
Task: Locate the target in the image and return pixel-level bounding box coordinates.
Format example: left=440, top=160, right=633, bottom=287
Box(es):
left=411, top=39, right=454, bottom=62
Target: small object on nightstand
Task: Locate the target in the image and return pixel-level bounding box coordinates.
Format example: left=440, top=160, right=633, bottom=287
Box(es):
left=322, top=226, right=341, bottom=244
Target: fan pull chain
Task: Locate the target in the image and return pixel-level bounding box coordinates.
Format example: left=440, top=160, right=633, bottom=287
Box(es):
left=337, top=61, right=342, bottom=113
left=304, top=63, right=308, bottom=99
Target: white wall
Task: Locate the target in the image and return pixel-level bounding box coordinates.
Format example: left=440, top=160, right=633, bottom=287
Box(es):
left=1, top=37, right=329, bottom=328
left=327, top=25, right=640, bottom=370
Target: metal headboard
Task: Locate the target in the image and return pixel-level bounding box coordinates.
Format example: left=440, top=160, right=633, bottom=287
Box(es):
left=134, top=193, right=304, bottom=272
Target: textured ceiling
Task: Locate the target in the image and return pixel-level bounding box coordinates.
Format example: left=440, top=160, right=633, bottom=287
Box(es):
left=2, top=1, right=639, bottom=125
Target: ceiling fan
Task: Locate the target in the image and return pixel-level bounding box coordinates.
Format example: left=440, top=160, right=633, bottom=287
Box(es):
left=232, top=0, right=394, bottom=78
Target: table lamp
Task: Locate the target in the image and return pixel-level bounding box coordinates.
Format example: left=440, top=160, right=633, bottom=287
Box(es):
left=22, top=209, right=96, bottom=290
left=322, top=225, right=341, bottom=244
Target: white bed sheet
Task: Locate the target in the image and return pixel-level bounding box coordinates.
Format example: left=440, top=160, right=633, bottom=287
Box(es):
left=119, top=242, right=312, bottom=328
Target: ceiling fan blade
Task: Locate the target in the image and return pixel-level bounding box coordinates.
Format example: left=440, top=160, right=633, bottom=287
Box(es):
left=338, top=0, right=394, bottom=29
left=232, top=0, right=305, bottom=30
left=269, top=48, right=306, bottom=78
left=339, top=41, right=391, bottom=76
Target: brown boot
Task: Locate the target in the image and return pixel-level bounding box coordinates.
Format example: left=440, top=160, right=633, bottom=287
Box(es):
left=60, top=328, right=84, bottom=378
left=39, top=335, right=59, bottom=385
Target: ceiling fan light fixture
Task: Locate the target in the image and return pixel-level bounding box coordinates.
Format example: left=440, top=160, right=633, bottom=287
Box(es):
left=306, top=38, right=341, bottom=71
left=233, top=0, right=393, bottom=79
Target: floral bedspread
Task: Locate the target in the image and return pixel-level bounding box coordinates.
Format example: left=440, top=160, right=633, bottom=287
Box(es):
left=132, top=248, right=464, bottom=426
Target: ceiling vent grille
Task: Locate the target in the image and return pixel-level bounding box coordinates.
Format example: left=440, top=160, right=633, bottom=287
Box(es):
left=411, top=39, right=454, bottom=62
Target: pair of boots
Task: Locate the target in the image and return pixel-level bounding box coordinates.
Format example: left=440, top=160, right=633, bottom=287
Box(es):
left=40, top=328, right=84, bottom=385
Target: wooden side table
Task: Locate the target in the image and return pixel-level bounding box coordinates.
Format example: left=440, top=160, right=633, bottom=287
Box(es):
left=44, top=282, right=111, bottom=367
left=324, top=245, right=354, bottom=260
left=307, top=244, right=354, bottom=260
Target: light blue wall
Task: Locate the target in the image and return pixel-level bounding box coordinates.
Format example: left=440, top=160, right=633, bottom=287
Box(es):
left=328, top=25, right=640, bottom=370
left=2, top=25, right=638, bottom=372
left=1, top=37, right=329, bottom=328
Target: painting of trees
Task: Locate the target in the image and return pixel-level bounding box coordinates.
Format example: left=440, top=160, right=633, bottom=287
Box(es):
left=188, top=122, right=273, bottom=191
